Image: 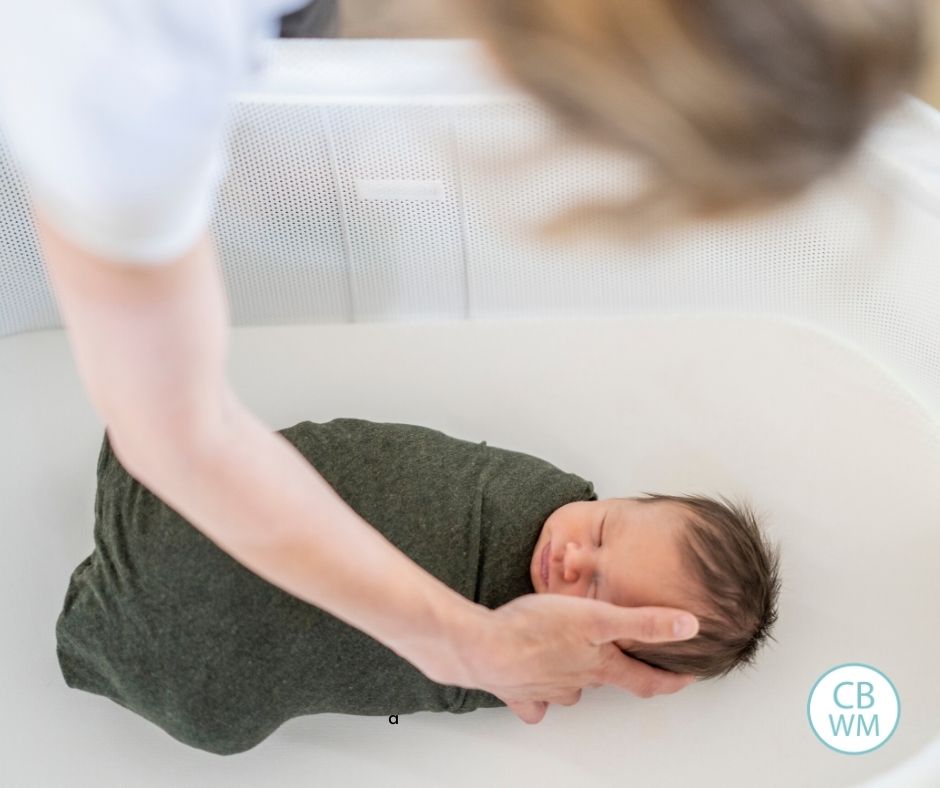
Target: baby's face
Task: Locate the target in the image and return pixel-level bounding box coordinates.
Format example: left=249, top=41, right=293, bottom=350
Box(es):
left=529, top=498, right=696, bottom=615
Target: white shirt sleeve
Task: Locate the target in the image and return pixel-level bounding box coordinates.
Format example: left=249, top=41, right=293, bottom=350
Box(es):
left=0, top=0, right=308, bottom=265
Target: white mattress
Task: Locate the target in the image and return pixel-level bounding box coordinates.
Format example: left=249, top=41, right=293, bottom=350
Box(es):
left=3, top=314, right=938, bottom=787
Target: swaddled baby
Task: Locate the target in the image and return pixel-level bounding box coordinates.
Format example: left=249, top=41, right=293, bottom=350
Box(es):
left=56, top=418, right=780, bottom=756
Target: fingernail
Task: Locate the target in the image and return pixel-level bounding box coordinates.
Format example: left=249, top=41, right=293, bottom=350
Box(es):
left=673, top=615, right=697, bottom=638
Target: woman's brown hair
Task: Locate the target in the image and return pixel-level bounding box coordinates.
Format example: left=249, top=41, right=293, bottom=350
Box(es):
left=455, top=0, right=927, bottom=236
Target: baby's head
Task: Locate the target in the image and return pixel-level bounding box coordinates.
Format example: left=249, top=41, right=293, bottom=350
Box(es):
left=529, top=493, right=781, bottom=679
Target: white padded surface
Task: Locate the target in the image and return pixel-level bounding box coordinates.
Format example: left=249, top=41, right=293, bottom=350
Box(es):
left=2, top=315, right=938, bottom=787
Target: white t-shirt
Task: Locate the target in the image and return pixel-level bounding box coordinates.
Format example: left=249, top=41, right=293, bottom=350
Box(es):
left=0, top=0, right=308, bottom=265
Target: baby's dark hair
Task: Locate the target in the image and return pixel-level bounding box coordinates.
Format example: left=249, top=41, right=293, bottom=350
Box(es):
left=621, top=492, right=781, bottom=680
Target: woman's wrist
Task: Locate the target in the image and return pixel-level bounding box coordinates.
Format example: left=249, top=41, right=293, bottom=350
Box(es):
left=390, top=583, right=493, bottom=688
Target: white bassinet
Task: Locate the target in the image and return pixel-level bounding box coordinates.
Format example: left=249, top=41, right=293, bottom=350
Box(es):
left=1, top=40, right=938, bottom=788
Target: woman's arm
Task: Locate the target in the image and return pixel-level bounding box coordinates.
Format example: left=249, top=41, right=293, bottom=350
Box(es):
left=36, top=212, right=484, bottom=684
left=128, top=384, right=487, bottom=682
left=38, top=212, right=699, bottom=723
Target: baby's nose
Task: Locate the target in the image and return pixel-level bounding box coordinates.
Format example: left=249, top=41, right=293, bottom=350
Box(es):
left=562, top=541, right=590, bottom=582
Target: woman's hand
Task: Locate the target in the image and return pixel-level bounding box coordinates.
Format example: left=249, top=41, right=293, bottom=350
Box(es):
left=453, top=594, right=699, bottom=724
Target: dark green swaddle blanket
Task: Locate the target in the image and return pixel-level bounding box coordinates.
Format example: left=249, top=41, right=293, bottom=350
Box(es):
left=56, top=418, right=596, bottom=755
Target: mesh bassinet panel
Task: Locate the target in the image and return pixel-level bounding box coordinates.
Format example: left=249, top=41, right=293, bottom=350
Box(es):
left=1, top=39, right=938, bottom=420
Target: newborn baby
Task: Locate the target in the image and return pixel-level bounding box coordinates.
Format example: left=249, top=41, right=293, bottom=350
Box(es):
left=530, top=496, right=780, bottom=678
left=56, top=418, right=780, bottom=755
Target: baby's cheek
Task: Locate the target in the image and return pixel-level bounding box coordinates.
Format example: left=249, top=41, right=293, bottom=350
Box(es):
left=554, top=500, right=592, bottom=529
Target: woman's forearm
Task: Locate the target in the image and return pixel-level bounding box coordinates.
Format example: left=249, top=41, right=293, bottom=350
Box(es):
left=111, top=391, right=488, bottom=688
left=34, top=205, right=486, bottom=690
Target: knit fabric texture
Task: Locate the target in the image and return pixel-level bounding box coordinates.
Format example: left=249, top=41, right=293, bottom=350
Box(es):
left=55, top=418, right=597, bottom=755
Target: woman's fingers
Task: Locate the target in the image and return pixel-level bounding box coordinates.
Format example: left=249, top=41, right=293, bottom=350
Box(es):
left=608, top=656, right=698, bottom=698
left=464, top=595, right=701, bottom=714
left=501, top=689, right=582, bottom=725
left=586, top=604, right=701, bottom=697
left=588, top=605, right=700, bottom=648
left=546, top=688, right=582, bottom=706
left=503, top=698, right=549, bottom=725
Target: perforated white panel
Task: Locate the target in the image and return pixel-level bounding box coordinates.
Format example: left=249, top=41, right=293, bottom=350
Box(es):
left=214, top=101, right=351, bottom=324
left=1, top=39, right=939, bottom=420
left=0, top=128, right=58, bottom=334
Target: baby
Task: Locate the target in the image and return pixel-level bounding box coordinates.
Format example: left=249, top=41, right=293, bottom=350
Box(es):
left=530, top=494, right=781, bottom=680
left=57, top=418, right=781, bottom=755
